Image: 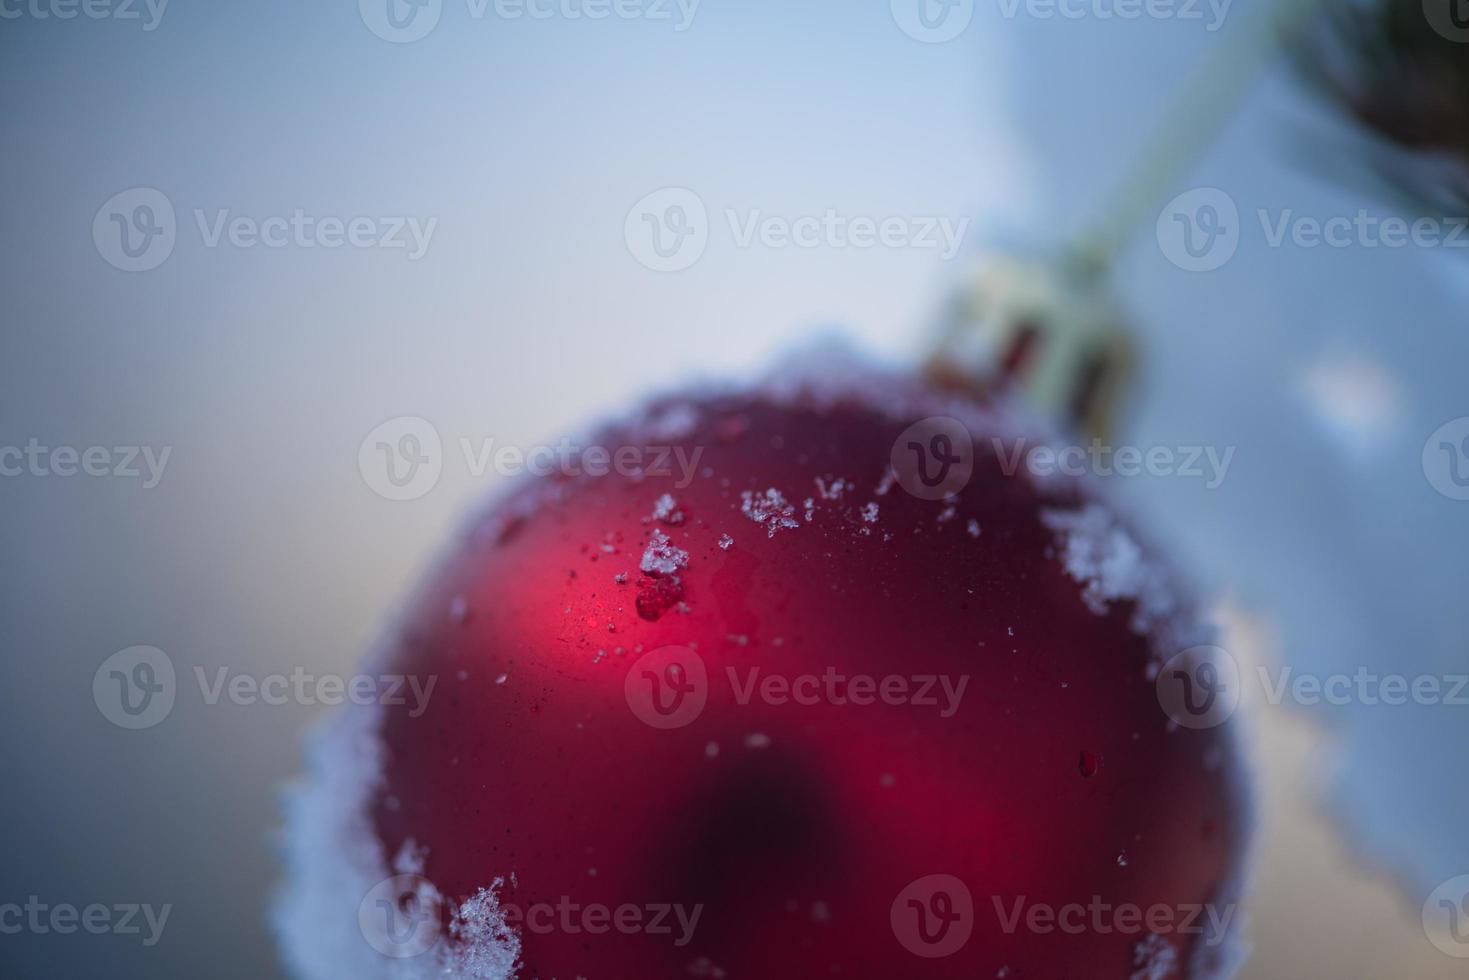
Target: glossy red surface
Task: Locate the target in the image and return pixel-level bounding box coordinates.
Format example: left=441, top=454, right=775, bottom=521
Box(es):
left=371, top=389, right=1247, bottom=978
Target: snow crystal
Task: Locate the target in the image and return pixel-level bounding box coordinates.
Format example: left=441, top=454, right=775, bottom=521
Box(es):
left=740, top=488, right=800, bottom=537
left=815, top=476, right=848, bottom=501
left=641, top=530, right=690, bottom=576
left=966, top=519, right=982, bottom=539
left=272, top=702, right=521, bottom=980
left=1041, top=504, right=1177, bottom=635
left=717, top=533, right=733, bottom=551
left=860, top=502, right=879, bottom=523
left=688, top=956, right=728, bottom=978
left=1130, top=933, right=1178, bottom=980
left=643, top=400, right=701, bottom=441
left=651, top=493, right=685, bottom=525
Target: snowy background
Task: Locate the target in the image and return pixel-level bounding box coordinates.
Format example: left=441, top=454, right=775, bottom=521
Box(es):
left=1, top=0, right=1466, bottom=976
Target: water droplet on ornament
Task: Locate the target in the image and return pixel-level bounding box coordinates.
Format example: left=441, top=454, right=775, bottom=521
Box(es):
left=705, top=741, right=719, bottom=759
left=1079, top=751, right=1100, bottom=778
left=495, top=673, right=509, bottom=685
left=1117, top=851, right=1129, bottom=868
left=636, top=574, right=685, bottom=621
left=745, top=732, right=771, bottom=749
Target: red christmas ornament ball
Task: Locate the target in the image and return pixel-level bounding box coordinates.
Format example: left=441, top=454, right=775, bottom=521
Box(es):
left=276, top=369, right=1249, bottom=980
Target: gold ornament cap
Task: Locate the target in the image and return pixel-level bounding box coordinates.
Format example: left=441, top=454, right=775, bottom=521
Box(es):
left=925, top=253, right=1135, bottom=442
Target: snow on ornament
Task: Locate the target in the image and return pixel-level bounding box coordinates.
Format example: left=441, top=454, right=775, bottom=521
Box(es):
left=274, top=351, right=1250, bottom=980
